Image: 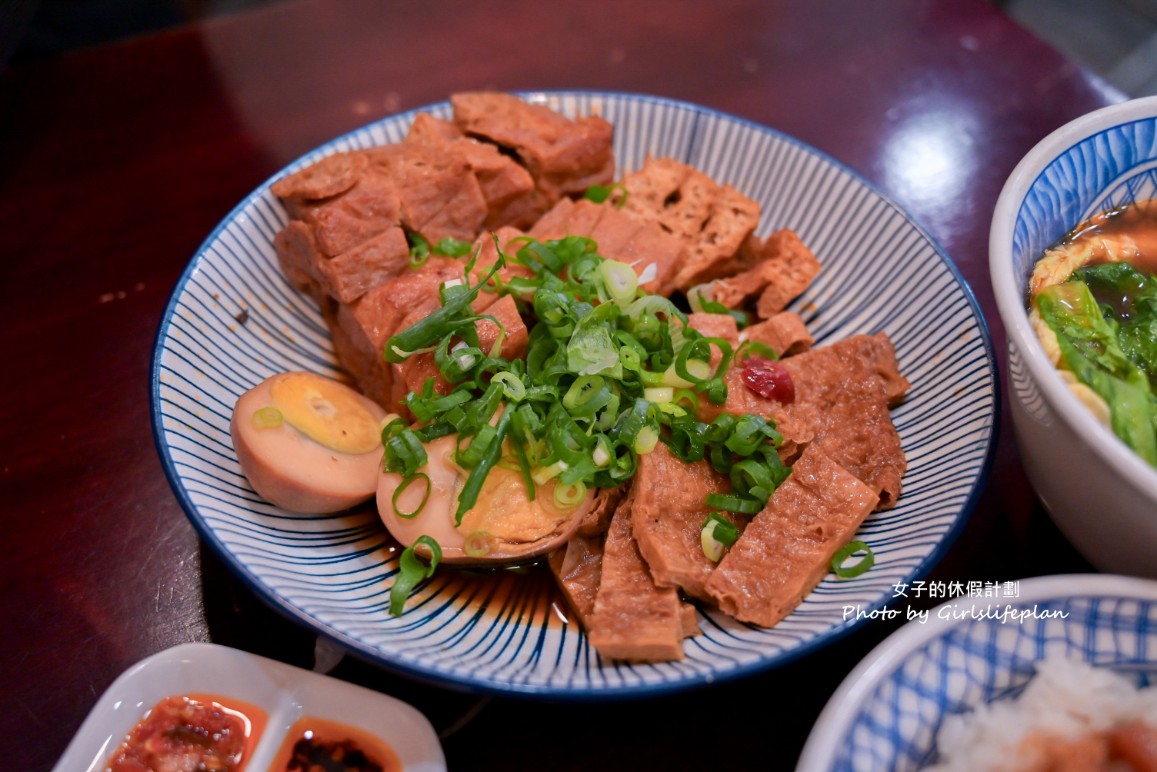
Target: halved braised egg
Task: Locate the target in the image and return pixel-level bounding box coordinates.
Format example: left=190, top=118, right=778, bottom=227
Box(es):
left=231, top=371, right=389, bottom=513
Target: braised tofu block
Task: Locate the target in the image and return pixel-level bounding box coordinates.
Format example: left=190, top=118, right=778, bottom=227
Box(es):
left=451, top=91, right=615, bottom=217
left=390, top=293, right=530, bottom=407
left=272, top=151, right=412, bottom=304
left=630, top=443, right=733, bottom=602
left=705, top=228, right=822, bottom=317
left=274, top=154, right=401, bottom=259
left=365, top=143, right=487, bottom=243
left=319, top=227, right=411, bottom=304
left=526, top=196, right=575, bottom=240
left=271, top=150, right=366, bottom=203
left=327, top=257, right=463, bottom=409
left=272, top=220, right=327, bottom=306
left=406, top=112, right=464, bottom=144
left=406, top=113, right=539, bottom=230
left=705, top=445, right=879, bottom=627
left=526, top=198, right=686, bottom=294
left=619, top=157, right=761, bottom=291
left=549, top=486, right=635, bottom=632
left=273, top=218, right=411, bottom=305
left=740, top=311, right=814, bottom=358
left=615, top=219, right=688, bottom=295
left=588, top=500, right=686, bottom=662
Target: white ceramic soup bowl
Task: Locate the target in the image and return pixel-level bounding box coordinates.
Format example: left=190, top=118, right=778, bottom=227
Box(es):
left=990, top=96, right=1157, bottom=578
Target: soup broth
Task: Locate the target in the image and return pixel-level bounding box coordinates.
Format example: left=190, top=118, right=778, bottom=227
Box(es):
left=1029, top=197, right=1157, bottom=468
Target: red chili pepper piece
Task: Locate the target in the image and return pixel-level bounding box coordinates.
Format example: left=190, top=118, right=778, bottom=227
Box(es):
left=740, top=357, right=795, bottom=403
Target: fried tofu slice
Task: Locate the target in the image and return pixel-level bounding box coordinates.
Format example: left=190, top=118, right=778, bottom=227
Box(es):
left=739, top=311, right=814, bottom=358
left=629, top=444, right=734, bottom=603
left=618, top=157, right=761, bottom=291
left=698, top=228, right=821, bottom=318
left=705, top=445, right=879, bottom=627
left=698, top=333, right=908, bottom=508
left=588, top=498, right=687, bottom=662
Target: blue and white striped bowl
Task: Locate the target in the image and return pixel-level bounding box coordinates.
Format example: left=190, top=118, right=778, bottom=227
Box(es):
left=990, top=96, right=1157, bottom=578
left=150, top=92, right=998, bottom=698
left=797, top=574, right=1157, bottom=771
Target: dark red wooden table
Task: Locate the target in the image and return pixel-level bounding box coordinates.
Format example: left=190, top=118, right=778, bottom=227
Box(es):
left=0, top=1, right=1122, bottom=769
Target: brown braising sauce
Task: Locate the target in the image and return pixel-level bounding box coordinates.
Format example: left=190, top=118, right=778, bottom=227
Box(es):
left=105, top=693, right=267, bottom=772
left=1060, top=197, right=1157, bottom=275
left=270, top=715, right=402, bottom=771
left=435, top=560, right=568, bottom=625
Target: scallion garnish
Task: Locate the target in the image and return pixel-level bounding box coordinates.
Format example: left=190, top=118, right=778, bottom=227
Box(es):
left=583, top=182, right=629, bottom=208
left=389, top=535, right=442, bottom=616
left=701, top=512, right=740, bottom=562
left=688, top=284, right=751, bottom=329
left=831, top=540, right=875, bottom=579
left=435, top=236, right=473, bottom=257
left=381, top=232, right=795, bottom=582
left=464, top=531, right=492, bottom=558
left=253, top=406, right=283, bottom=429
left=408, top=233, right=431, bottom=268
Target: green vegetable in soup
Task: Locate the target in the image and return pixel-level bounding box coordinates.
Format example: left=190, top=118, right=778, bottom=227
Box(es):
left=1036, top=275, right=1157, bottom=466
left=1074, top=262, right=1157, bottom=389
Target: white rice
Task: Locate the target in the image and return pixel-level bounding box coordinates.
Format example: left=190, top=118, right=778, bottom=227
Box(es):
left=925, top=655, right=1157, bottom=771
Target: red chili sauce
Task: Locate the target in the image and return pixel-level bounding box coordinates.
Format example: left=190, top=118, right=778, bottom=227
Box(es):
left=105, top=693, right=266, bottom=772
left=270, top=715, right=402, bottom=772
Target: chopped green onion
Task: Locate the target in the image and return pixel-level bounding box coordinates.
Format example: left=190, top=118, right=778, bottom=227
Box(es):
left=253, top=406, right=283, bottom=429
left=701, top=512, right=740, bottom=562
left=388, top=535, right=442, bottom=616
left=408, top=233, right=431, bottom=267
left=704, top=492, right=762, bottom=515
left=563, top=375, right=613, bottom=416
left=435, top=237, right=473, bottom=257
left=384, top=259, right=503, bottom=363
left=464, top=531, right=492, bottom=558
left=454, top=410, right=511, bottom=525
left=382, top=420, right=429, bottom=478
left=831, top=540, right=874, bottom=579
left=736, top=339, right=779, bottom=362
left=688, top=284, right=751, bottom=329
left=634, top=425, right=659, bottom=454
left=644, top=386, right=674, bottom=404
left=532, top=458, right=569, bottom=484
left=391, top=472, right=431, bottom=519
left=583, top=182, right=628, bottom=208
left=376, top=230, right=797, bottom=616
left=492, top=371, right=527, bottom=401
left=554, top=480, right=587, bottom=508
left=598, top=259, right=639, bottom=305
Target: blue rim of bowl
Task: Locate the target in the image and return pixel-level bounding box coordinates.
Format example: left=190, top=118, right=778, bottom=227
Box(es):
left=796, top=573, right=1157, bottom=771
left=149, top=90, right=1000, bottom=700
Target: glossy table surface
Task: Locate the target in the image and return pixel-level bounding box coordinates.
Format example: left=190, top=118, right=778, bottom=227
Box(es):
left=0, top=1, right=1123, bottom=769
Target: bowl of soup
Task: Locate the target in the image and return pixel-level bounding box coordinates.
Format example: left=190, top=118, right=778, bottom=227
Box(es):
left=990, top=95, right=1157, bottom=578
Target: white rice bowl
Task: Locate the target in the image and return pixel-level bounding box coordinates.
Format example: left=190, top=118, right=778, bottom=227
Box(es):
left=797, top=575, right=1157, bottom=772
left=927, top=656, right=1157, bottom=770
